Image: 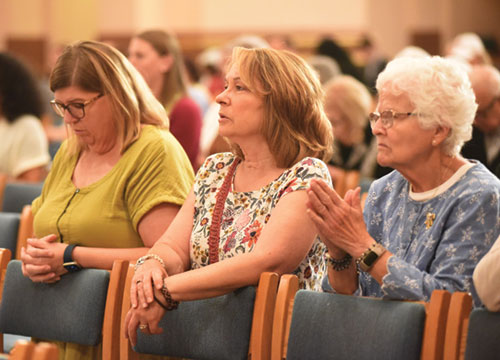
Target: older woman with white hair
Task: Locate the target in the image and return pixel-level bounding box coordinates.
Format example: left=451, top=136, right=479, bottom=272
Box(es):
left=307, top=56, right=500, bottom=306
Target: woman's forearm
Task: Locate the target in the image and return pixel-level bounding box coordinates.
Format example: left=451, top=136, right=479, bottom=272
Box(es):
left=72, top=246, right=150, bottom=269
left=164, top=251, right=290, bottom=302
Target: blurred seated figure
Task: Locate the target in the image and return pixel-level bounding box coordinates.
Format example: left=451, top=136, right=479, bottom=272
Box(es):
left=197, top=47, right=225, bottom=100
left=324, top=75, right=372, bottom=183
left=128, top=30, right=202, bottom=169
left=0, top=52, right=50, bottom=182
left=462, top=64, right=500, bottom=177
left=124, top=47, right=333, bottom=346
left=39, top=43, right=67, bottom=158
left=316, top=37, right=364, bottom=84
left=323, top=75, right=390, bottom=186
left=473, top=234, right=500, bottom=311
left=308, top=55, right=341, bottom=85
left=21, top=41, right=194, bottom=359
left=308, top=56, right=500, bottom=306
left=445, top=32, right=492, bottom=66
left=357, top=35, right=388, bottom=93
left=184, top=57, right=211, bottom=117
left=394, top=45, right=430, bottom=59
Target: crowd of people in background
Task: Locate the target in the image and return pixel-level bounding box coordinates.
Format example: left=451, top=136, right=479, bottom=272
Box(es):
left=1, top=29, right=500, bottom=358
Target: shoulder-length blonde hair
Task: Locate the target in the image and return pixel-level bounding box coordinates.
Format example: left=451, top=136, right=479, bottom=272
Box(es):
left=134, top=30, right=188, bottom=111
left=324, top=75, right=372, bottom=144
left=50, top=40, right=167, bottom=155
left=228, top=47, right=333, bottom=168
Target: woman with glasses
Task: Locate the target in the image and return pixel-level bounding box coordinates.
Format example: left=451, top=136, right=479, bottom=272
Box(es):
left=20, top=41, right=194, bottom=359
left=0, top=52, right=50, bottom=182
left=307, top=56, right=500, bottom=306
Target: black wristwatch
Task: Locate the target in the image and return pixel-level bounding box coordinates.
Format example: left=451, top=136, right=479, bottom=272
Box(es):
left=63, top=244, right=81, bottom=272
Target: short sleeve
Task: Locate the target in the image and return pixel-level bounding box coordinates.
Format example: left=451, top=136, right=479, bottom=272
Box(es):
left=126, top=129, right=195, bottom=230
left=278, top=157, right=332, bottom=198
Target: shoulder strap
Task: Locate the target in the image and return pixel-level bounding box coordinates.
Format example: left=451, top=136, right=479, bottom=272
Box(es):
left=208, top=157, right=241, bottom=264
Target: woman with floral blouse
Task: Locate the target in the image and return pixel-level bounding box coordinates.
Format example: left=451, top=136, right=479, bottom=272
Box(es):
left=125, top=47, right=333, bottom=344
left=307, top=56, right=500, bottom=306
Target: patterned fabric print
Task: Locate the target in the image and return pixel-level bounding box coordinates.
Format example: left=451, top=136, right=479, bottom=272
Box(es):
left=360, top=163, right=500, bottom=306
left=191, top=152, right=330, bottom=291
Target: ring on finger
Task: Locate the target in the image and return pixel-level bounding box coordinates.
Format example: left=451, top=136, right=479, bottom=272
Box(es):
left=139, top=324, right=148, bottom=330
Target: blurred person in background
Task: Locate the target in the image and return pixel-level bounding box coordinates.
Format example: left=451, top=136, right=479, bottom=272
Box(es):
left=324, top=76, right=373, bottom=181
left=445, top=32, right=492, bottom=66
left=357, top=35, right=388, bottom=94
left=184, top=57, right=211, bottom=117
left=128, top=30, right=202, bottom=169
left=308, top=55, right=341, bottom=85
left=0, top=52, right=50, bottom=182
left=316, top=37, right=364, bottom=84
left=462, top=64, right=500, bottom=177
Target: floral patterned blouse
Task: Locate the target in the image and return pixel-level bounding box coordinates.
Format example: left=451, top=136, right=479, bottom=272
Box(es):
left=190, top=152, right=330, bottom=290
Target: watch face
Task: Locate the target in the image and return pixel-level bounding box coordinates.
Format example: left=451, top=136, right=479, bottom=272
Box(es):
left=64, top=262, right=81, bottom=272
left=363, top=251, right=379, bottom=266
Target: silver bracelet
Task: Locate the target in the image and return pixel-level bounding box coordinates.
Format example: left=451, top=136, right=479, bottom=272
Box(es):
left=134, top=254, right=165, bottom=272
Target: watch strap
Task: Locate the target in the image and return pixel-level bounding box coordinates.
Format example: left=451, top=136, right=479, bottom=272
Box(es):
left=63, top=244, right=77, bottom=263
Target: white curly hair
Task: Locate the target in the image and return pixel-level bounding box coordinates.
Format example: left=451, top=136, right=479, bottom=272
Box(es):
left=376, top=56, right=477, bottom=156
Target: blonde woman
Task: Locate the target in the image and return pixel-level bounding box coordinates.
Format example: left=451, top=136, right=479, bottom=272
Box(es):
left=125, top=47, right=333, bottom=345
left=21, top=41, right=194, bottom=359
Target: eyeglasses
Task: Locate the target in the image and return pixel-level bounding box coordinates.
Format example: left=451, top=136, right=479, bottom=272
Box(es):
left=369, top=110, right=419, bottom=129
left=475, top=95, right=500, bottom=120
left=50, top=94, right=103, bottom=120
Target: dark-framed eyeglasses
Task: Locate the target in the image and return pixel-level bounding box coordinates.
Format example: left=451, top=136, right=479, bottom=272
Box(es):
left=475, top=95, right=500, bottom=120
left=50, top=94, right=103, bottom=120
left=369, top=110, right=419, bottom=129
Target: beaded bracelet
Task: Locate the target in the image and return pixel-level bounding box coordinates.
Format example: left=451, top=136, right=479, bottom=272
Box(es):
left=160, top=280, right=179, bottom=311
left=153, top=292, right=170, bottom=311
left=325, top=252, right=353, bottom=271
left=134, top=254, right=165, bottom=272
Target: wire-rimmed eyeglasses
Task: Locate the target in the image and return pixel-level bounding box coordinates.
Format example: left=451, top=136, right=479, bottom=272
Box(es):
left=50, top=94, right=103, bottom=120
left=369, top=110, right=419, bottom=129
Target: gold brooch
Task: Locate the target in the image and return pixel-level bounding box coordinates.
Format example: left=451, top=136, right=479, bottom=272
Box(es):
left=425, top=212, right=436, bottom=229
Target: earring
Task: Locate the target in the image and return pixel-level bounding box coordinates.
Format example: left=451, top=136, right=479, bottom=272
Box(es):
left=432, top=140, right=437, bottom=146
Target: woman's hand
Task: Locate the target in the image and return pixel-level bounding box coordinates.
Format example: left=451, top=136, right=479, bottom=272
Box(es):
left=124, top=298, right=166, bottom=347
left=306, top=179, right=372, bottom=258
left=20, top=234, right=66, bottom=282
left=131, top=259, right=168, bottom=309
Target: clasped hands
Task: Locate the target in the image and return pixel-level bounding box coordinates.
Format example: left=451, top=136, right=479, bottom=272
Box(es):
left=20, top=234, right=67, bottom=283
left=306, top=179, right=371, bottom=258
left=124, top=260, right=169, bottom=346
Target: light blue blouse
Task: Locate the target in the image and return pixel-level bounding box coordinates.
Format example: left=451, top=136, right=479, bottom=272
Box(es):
left=324, top=162, right=500, bottom=306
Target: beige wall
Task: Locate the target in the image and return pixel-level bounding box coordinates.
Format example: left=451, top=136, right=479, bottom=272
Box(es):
left=1, top=0, right=499, bottom=68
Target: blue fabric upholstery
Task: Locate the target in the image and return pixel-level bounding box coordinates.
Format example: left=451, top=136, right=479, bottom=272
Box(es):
left=134, top=286, right=256, bottom=360
left=0, top=213, right=20, bottom=255
left=0, top=260, right=109, bottom=346
left=2, top=182, right=43, bottom=213
left=286, top=290, right=426, bottom=360
left=465, top=308, right=500, bottom=360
